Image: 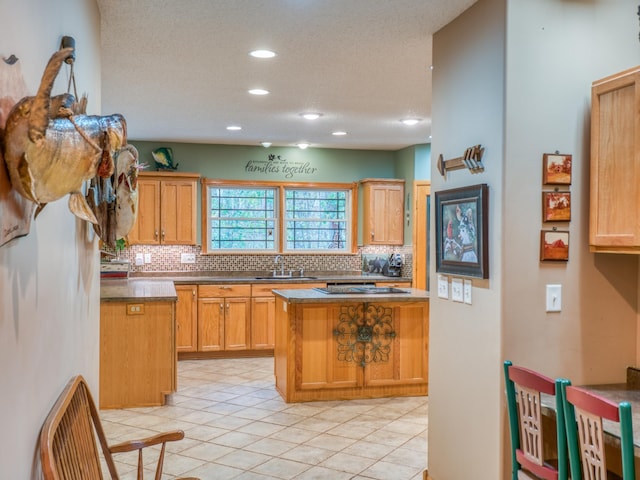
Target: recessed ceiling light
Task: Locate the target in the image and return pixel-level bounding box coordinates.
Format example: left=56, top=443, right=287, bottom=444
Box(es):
left=261, top=142, right=272, bottom=148
left=297, top=143, right=310, bottom=149
left=400, top=118, right=422, bottom=126
left=300, top=113, right=322, bottom=120
left=332, top=131, right=347, bottom=136
left=226, top=125, right=242, bottom=131
left=250, top=49, right=276, bottom=58
left=249, top=88, right=269, bottom=95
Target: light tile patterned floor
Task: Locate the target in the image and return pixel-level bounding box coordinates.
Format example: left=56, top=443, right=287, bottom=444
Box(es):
left=100, top=357, right=428, bottom=479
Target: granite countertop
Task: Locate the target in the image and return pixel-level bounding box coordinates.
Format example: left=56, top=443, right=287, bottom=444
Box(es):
left=272, top=287, right=429, bottom=303
left=100, top=278, right=177, bottom=302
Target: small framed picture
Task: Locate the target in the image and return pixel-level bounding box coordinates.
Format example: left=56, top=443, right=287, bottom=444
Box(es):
left=542, top=153, right=572, bottom=185
left=542, top=191, right=571, bottom=222
left=540, top=230, right=569, bottom=262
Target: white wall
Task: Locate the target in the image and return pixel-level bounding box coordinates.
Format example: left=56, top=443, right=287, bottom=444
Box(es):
left=428, top=0, right=640, bottom=478
left=0, top=1, right=101, bottom=477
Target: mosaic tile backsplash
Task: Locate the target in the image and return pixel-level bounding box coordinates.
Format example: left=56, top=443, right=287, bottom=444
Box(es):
left=107, top=244, right=413, bottom=278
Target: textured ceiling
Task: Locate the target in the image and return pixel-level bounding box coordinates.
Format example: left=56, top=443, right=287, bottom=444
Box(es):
left=97, top=0, right=476, bottom=150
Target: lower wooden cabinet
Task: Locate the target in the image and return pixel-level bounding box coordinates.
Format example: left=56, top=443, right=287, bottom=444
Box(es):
left=175, top=285, right=197, bottom=352
left=100, top=300, right=176, bottom=408
left=275, top=297, right=429, bottom=402
left=197, top=284, right=251, bottom=352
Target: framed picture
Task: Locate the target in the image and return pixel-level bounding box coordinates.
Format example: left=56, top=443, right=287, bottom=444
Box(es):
left=540, top=230, right=569, bottom=261
left=435, top=184, right=489, bottom=278
left=542, top=191, right=571, bottom=222
left=542, top=153, right=572, bottom=185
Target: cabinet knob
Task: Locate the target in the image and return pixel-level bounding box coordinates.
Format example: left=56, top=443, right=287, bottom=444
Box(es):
left=192, top=289, right=196, bottom=297
left=154, top=229, right=158, bottom=239
left=162, top=230, right=165, bottom=240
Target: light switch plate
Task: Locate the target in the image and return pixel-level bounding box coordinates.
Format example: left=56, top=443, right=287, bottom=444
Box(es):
left=144, top=253, right=151, bottom=264
left=135, top=253, right=144, bottom=266
left=451, top=278, right=463, bottom=302
left=437, top=275, right=449, bottom=299
left=463, top=279, right=472, bottom=304
left=546, top=284, right=562, bottom=312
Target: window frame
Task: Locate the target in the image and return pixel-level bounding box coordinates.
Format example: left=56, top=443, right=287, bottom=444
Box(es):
left=201, top=179, right=358, bottom=254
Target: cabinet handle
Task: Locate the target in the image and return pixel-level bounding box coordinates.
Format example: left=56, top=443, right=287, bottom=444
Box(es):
left=154, top=229, right=158, bottom=239
left=162, top=230, right=165, bottom=240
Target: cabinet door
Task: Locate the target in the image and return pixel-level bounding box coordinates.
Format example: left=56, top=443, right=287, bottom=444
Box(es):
left=590, top=67, right=640, bottom=251
left=365, top=302, right=428, bottom=388
left=161, top=180, right=197, bottom=245
left=197, top=297, right=224, bottom=351
left=128, top=179, right=160, bottom=244
left=224, top=297, right=251, bottom=350
left=362, top=181, right=404, bottom=245
left=251, top=296, right=275, bottom=349
left=296, top=304, right=359, bottom=390
left=175, top=285, right=197, bottom=352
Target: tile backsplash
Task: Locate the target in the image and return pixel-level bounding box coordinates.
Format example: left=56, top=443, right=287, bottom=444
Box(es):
left=106, top=244, right=413, bottom=278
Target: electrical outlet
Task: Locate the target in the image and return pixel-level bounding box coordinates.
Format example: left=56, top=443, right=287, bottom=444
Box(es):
left=144, top=253, right=151, bottom=264
left=135, top=253, right=144, bottom=266
left=181, top=253, right=196, bottom=264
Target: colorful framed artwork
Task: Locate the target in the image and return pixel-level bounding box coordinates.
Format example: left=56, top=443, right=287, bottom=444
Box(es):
left=435, top=183, right=489, bottom=279
left=542, top=191, right=571, bottom=222
left=540, top=230, right=569, bottom=261
left=542, top=153, right=572, bottom=185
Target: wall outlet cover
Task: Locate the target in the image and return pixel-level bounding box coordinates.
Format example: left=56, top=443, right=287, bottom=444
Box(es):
left=181, top=253, right=196, bottom=264
left=437, top=275, right=449, bottom=299
left=451, top=278, right=463, bottom=302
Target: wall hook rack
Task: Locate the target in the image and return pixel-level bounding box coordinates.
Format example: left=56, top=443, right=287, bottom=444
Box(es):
left=437, top=144, right=485, bottom=178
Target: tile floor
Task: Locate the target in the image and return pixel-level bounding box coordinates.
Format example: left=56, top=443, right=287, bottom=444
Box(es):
left=100, top=357, right=428, bottom=479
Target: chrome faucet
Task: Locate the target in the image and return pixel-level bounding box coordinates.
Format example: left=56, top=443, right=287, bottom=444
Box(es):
left=274, top=255, right=284, bottom=276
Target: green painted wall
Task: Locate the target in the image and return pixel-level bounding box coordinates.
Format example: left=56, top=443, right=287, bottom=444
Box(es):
left=131, top=140, right=430, bottom=246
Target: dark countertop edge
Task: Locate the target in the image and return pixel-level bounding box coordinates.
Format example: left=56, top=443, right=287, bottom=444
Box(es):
left=272, top=288, right=429, bottom=303
left=127, top=272, right=412, bottom=285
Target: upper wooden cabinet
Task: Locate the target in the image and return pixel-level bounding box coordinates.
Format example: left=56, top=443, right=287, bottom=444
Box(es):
left=128, top=172, right=200, bottom=245
left=360, top=179, right=405, bottom=245
left=590, top=66, right=640, bottom=253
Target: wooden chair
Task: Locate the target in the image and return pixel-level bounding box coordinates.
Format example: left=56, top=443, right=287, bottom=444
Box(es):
left=560, top=381, right=635, bottom=480
left=40, top=375, right=199, bottom=480
left=504, top=360, right=568, bottom=480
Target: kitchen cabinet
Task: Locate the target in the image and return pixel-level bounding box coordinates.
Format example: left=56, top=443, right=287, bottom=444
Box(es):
left=197, top=284, right=251, bottom=351
left=128, top=171, right=200, bottom=245
left=100, top=300, right=176, bottom=408
left=250, top=282, right=325, bottom=350
left=175, top=284, right=197, bottom=352
left=360, top=178, right=405, bottom=245
left=589, top=66, right=640, bottom=253
left=274, top=294, right=429, bottom=402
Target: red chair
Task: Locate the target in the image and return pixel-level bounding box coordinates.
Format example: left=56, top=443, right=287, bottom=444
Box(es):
left=504, top=360, right=568, bottom=480
left=561, top=382, right=634, bottom=480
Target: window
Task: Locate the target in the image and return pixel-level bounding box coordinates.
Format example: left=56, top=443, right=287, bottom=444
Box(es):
left=207, top=186, right=277, bottom=251
left=284, top=188, right=349, bottom=251
left=202, top=180, right=356, bottom=253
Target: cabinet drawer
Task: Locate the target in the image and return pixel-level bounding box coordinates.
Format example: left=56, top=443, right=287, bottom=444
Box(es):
left=375, top=281, right=412, bottom=288
left=251, top=283, right=326, bottom=297
left=198, top=284, right=251, bottom=297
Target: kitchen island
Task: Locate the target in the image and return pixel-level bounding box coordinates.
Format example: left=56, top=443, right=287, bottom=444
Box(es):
left=100, top=279, right=178, bottom=408
left=273, top=287, right=429, bottom=403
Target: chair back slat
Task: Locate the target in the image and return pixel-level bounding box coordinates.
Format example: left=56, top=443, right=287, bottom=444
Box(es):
left=516, top=384, right=544, bottom=466
left=574, top=407, right=607, bottom=479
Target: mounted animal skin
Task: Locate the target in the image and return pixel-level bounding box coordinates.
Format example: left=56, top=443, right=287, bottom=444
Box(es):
left=2, top=45, right=129, bottom=225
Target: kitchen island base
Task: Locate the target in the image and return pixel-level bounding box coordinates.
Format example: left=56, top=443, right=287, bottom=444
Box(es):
left=274, top=291, right=429, bottom=403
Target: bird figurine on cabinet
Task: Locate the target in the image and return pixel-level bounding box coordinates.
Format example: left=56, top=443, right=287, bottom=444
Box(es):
left=151, top=147, right=179, bottom=170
